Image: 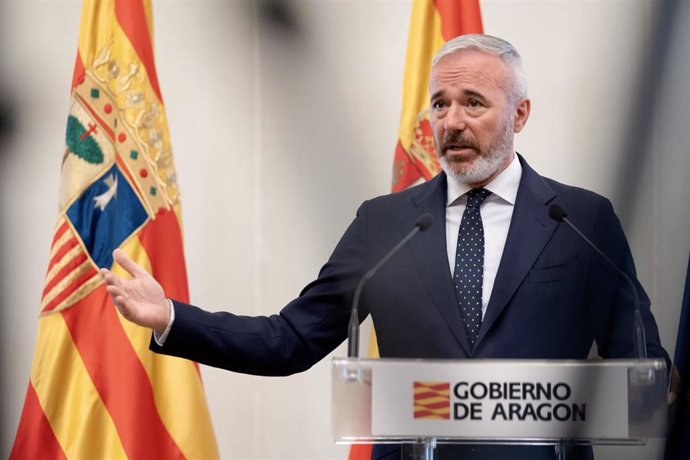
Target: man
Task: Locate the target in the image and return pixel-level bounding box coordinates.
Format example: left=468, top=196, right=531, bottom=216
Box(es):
left=102, top=35, right=668, bottom=459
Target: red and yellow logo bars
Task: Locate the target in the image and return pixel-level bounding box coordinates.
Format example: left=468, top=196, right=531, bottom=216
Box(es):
left=414, top=381, right=451, bottom=419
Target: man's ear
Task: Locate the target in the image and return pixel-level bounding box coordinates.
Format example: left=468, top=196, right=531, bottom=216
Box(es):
left=513, top=98, right=531, bottom=133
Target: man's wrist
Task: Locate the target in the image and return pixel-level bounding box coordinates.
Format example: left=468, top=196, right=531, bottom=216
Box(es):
left=153, top=299, right=175, bottom=346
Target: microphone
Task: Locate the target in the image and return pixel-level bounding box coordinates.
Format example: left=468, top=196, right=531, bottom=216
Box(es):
left=548, top=204, right=647, bottom=360
left=347, top=213, right=434, bottom=358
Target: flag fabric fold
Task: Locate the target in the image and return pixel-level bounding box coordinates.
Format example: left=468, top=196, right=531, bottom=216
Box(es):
left=349, top=1, right=482, bottom=459
left=11, top=1, right=218, bottom=458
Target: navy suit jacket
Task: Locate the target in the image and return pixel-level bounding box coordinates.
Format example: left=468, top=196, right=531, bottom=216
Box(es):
left=152, top=155, right=667, bottom=371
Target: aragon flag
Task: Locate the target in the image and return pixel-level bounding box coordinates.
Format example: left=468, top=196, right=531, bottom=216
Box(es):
left=348, top=1, right=482, bottom=459
left=10, top=1, right=219, bottom=458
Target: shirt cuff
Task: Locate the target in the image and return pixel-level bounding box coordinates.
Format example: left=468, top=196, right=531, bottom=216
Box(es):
left=153, top=299, right=175, bottom=346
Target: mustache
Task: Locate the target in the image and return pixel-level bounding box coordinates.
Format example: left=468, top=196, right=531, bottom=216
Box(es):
left=439, top=130, right=479, bottom=154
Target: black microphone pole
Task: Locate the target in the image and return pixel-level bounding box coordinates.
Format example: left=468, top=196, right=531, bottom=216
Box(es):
left=548, top=204, right=647, bottom=360
left=347, top=213, right=434, bottom=358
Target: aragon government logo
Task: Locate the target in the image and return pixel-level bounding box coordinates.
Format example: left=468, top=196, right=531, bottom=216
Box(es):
left=413, top=381, right=450, bottom=420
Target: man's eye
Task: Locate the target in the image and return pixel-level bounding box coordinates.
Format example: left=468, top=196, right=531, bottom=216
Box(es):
left=468, top=99, right=482, bottom=108
left=432, top=100, right=447, bottom=110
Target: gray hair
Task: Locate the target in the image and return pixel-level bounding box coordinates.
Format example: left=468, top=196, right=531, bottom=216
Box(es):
left=432, top=34, right=528, bottom=102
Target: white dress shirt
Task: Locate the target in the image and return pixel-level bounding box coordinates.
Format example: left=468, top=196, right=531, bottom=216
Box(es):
left=445, top=154, right=522, bottom=319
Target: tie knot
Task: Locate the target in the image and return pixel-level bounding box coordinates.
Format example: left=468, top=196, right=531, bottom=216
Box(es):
left=466, top=188, right=492, bottom=209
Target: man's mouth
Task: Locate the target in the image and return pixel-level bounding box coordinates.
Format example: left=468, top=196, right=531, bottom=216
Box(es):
left=444, top=143, right=476, bottom=158
left=440, top=131, right=479, bottom=158
left=447, top=144, right=473, bottom=151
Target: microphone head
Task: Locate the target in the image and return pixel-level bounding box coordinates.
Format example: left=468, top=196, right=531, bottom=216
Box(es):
left=548, top=204, right=567, bottom=222
left=416, top=213, right=434, bottom=231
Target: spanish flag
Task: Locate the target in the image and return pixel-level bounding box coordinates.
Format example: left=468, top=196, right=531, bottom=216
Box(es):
left=10, top=1, right=218, bottom=458
left=350, top=1, right=482, bottom=458
left=391, top=0, right=483, bottom=192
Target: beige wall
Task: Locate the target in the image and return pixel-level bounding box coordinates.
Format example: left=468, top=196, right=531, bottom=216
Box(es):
left=1, top=1, right=688, bottom=459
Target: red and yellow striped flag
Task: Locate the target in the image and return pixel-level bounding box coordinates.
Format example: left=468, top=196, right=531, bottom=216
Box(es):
left=10, top=1, right=218, bottom=458
left=349, top=1, right=482, bottom=458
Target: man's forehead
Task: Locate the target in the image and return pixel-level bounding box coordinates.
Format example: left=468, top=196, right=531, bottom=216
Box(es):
left=432, top=49, right=507, bottom=76
left=430, top=50, right=510, bottom=92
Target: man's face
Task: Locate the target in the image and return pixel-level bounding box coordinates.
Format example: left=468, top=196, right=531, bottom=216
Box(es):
left=429, top=49, right=529, bottom=186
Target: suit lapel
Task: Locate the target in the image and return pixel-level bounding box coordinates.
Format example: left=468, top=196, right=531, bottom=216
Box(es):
left=476, top=156, right=558, bottom=347
left=403, top=173, right=473, bottom=356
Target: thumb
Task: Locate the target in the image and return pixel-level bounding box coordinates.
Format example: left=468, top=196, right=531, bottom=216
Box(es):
left=112, top=249, right=148, bottom=278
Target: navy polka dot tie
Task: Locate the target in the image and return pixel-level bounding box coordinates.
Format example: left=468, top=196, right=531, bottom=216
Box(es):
left=454, top=188, right=492, bottom=347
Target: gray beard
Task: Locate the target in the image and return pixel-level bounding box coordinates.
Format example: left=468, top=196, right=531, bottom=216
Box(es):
left=439, top=148, right=509, bottom=184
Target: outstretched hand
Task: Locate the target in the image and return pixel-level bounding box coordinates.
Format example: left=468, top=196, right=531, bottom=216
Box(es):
left=100, top=249, right=170, bottom=332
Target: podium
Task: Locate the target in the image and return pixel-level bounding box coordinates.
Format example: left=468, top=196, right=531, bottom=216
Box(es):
left=331, top=358, right=667, bottom=459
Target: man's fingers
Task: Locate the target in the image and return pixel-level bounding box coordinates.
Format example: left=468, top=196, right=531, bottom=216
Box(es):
left=101, top=269, right=122, bottom=289
left=105, top=284, right=124, bottom=303
left=113, top=296, right=131, bottom=317
left=112, top=249, right=148, bottom=278
left=110, top=290, right=135, bottom=320
left=100, top=268, right=113, bottom=282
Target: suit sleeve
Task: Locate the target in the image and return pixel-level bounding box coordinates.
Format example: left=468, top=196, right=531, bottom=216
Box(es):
left=149, top=202, right=371, bottom=376
left=588, top=198, right=670, bottom=367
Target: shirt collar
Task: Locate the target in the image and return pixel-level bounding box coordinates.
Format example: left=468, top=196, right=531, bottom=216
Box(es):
left=446, top=153, right=523, bottom=207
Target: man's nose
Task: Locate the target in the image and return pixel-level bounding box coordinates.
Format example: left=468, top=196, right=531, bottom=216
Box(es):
left=444, top=104, right=467, bottom=131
